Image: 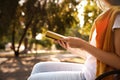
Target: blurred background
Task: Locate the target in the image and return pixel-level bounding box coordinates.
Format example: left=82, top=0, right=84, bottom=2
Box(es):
left=0, top=0, right=102, bottom=80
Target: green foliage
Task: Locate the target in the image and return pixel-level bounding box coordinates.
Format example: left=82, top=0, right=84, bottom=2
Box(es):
left=79, top=0, right=101, bottom=38
left=17, top=0, right=81, bottom=49
left=33, top=38, right=53, bottom=49
left=0, top=0, right=102, bottom=51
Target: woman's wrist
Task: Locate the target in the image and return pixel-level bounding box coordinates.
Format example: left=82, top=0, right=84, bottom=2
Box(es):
left=77, top=38, right=88, bottom=49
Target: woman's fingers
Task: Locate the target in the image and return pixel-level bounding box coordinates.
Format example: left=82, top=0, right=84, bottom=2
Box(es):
left=61, top=37, right=81, bottom=48
left=56, top=39, right=69, bottom=49
left=58, top=40, right=67, bottom=49
left=55, top=37, right=79, bottom=49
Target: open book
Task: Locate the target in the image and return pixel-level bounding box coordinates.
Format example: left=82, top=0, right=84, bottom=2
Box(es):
left=46, top=30, right=66, bottom=40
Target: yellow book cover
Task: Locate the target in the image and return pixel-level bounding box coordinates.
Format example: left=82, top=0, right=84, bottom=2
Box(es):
left=46, top=31, right=66, bottom=40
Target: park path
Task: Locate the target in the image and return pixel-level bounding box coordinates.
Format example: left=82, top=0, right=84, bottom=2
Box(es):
left=0, top=50, right=84, bottom=80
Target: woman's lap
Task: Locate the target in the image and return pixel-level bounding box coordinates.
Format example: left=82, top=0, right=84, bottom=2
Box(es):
left=28, top=71, right=85, bottom=80
left=28, top=62, right=86, bottom=80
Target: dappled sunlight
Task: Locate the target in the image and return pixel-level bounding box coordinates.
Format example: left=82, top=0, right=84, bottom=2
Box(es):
left=77, top=0, right=88, bottom=27
left=0, top=0, right=99, bottom=80
left=19, top=0, right=27, bottom=6
left=0, top=51, right=84, bottom=80
left=1, top=59, right=19, bottom=72
left=49, top=55, right=60, bottom=62
left=0, top=56, right=39, bottom=80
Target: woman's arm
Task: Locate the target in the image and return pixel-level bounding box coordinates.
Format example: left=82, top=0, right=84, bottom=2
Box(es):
left=67, top=48, right=87, bottom=60
left=82, top=30, right=120, bottom=69
left=57, top=29, right=120, bottom=69
left=114, top=29, right=120, bottom=57
left=56, top=39, right=87, bottom=59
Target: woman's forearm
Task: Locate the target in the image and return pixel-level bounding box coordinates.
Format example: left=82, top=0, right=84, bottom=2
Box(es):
left=79, top=39, right=120, bottom=69
left=67, top=47, right=87, bottom=60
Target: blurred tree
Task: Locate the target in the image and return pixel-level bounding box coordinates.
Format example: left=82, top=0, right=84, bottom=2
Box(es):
left=0, top=0, right=19, bottom=49
left=9, top=0, right=81, bottom=57
left=11, top=0, right=41, bottom=57
left=78, top=0, right=101, bottom=40
left=0, top=0, right=101, bottom=57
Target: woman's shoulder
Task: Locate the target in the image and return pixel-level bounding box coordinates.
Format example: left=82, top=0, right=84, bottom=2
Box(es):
left=112, top=13, right=120, bottom=29
left=116, top=13, right=120, bottom=19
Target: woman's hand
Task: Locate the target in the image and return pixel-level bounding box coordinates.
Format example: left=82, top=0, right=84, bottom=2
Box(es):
left=55, top=39, right=69, bottom=49
left=56, top=37, right=83, bottom=49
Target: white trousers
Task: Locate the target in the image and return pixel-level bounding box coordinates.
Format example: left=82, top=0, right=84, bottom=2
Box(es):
left=28, top=62, right=86, bottom=80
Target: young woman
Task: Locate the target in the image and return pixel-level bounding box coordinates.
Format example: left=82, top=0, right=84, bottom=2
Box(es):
left=28, top=0, right=120, bottom=80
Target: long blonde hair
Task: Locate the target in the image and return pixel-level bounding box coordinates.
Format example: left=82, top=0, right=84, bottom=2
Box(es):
left=95, top=0, right=120, bottom=11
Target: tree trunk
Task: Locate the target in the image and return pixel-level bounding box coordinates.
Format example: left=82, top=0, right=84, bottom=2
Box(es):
left=14, top=50, right=19, bottom=57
